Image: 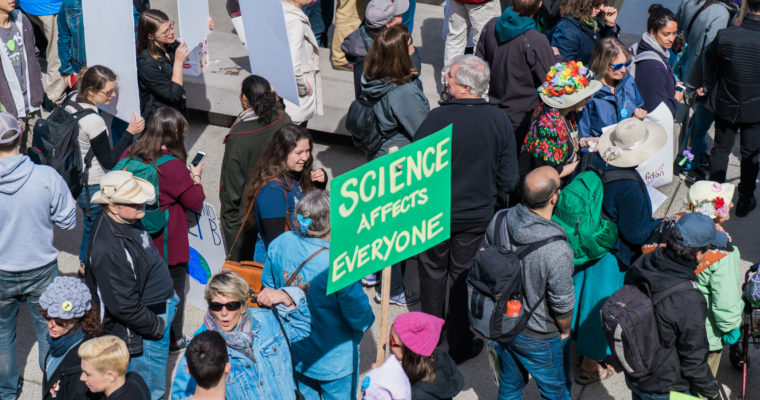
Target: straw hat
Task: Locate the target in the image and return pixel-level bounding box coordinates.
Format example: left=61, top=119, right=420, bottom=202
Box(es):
left=538, top=61, right=602, bottom=110
left=91, top=170, right=155, bottom=205
left=685, top=180, right=735, bottom=219
left=597, top=118, right=666, bottom=168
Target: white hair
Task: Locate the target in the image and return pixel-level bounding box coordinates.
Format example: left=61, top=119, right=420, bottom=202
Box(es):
left=448, top=55, right=490, bottom=97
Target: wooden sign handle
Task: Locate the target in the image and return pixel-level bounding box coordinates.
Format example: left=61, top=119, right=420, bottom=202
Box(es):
left=376, top=146, right=398, bottom=365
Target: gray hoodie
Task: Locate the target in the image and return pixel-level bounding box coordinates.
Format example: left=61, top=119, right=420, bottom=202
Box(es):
left=487, top=203, right=574, bottom=338
left=0, top=155, right=76, bottom=272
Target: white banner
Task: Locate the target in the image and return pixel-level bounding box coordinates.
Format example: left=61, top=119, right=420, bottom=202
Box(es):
left=187, top=202, right=226, bottom=309
left=178, top=0, right=210, bottom=76
left=82, top=0, right=140, bottom=122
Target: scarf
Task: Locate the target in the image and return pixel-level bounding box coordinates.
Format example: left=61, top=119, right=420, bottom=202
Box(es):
left=495, top=7, right=536, bottom=43
left=641, top=32, right=670, bottom=59
left=582, top=16, right=599, bottom=33
left=204, top=311, right=257, bottom=362
left=232, top=108, right=257, bottom=128
left=47, top=325, right=85, bottom=357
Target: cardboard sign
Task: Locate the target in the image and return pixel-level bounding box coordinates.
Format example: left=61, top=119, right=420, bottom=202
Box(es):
left=82, top=0, right=140, bottom=122
left=187, top=203, right=226, bottom=308
left=178, top=0, right=210, bottom=76
left=239, top=0, right=300, bottom=105
left=327, top=127, right=453, bottom=295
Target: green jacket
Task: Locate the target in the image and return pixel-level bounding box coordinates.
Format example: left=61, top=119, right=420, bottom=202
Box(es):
left=696, top=247, right=743, bottom=351
left=219, top=109, right=291, bottom=261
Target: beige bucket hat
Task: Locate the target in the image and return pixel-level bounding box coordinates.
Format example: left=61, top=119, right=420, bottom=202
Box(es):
left=91, top=170, right=155, bottom=205
left=597, top=118, right=667, bottom=168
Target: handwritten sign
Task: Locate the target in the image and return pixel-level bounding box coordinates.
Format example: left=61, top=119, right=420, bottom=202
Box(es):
left=327, top=126, right=453, bottom=295
left=187, top=202, right=225, bottom=308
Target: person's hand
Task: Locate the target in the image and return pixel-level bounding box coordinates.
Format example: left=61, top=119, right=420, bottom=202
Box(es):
left=634, top=108, right=647, bottom=119
left=579, top=137, right=599, bottom=152
left=674, top=90, right=684, bottom=102
left=189, top=160, right=204, bottom=183
left=257, top=288, right=295, bottom=308
left=552, top=46, right=560, bottom=56
left=560, top=159, right=580, bottom=178
left=696, top=87, right=706, bottom=97
left=175, top=42, right=190, bottom=64
left=560, top=332, right=571, bottom=340
left=64, top=74, right=77, bottom=88
left=126, top=112, right=145, bottom=135
left=602, top=6, right=618, bottom=27
left=208, top=17, right=215, bottom=31
left=304, top=81, right=313, bottom=97
left=311, top=168, right=325, bottom=183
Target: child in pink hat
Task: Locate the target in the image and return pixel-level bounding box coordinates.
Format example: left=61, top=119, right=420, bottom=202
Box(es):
left=362, top=312, right=463, bottom=400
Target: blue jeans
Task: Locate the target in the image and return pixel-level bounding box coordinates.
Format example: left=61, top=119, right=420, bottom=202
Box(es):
left=128, top=293, right=178, bottom=400
left=0, top=262, right=59, bottom=400
left=76, top=184, right=101, bottom=264
left=497, top=334, right=571, bottom=400
left=688, top=99, right=714, bottom=168
left=297, top=372, right=354, bottom=400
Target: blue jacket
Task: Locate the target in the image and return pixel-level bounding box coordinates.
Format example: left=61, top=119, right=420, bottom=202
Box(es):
left=57, top=0, right=141, bottom=76
left=578, top=74, right=644, bottom=138
left=263, top=232, right=375, bottom=381
left=551, top=17, right=618, bottom=64
left=170, top=287, right=311, bottom=400
left=20, top=0, right=62, bottom=15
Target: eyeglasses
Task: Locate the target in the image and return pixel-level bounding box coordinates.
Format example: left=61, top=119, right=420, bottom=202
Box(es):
left=208, top=301, right=243, bottom=312
left=609, top=58, right=633, bottom=72
left=390, top=327, right=401, bottom=348
left=160, top=22, right=175, bottom=37
left=99, top=88, right=116, bottom=97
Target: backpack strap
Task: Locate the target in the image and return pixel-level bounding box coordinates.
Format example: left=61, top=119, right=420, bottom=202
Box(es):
left=155, top=153, right=177, bottom=166
left=514, top=236, right=566, bottom=260
left=650, top=280, right=697, bottom=305
left=685, top=1, right=714, bottom=39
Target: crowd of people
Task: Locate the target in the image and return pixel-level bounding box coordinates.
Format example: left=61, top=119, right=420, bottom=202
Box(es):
left=0, top=0, right=759, bottom=399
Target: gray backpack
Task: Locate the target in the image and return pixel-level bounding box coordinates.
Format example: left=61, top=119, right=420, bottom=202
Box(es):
left=628, top=42, right=667, bottom=80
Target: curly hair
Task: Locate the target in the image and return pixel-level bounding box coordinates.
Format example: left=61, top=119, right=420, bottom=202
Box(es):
left=42, top=305, right=103, bottom=339
left=559, top=0, right=606, bottom=20
left=241, top=75, right=279, bottom=125
left=647, top=4, right=677, bottom=33
left=243, top=124, right=315, bottom=226
left=364, top=24, right=417, bottom=84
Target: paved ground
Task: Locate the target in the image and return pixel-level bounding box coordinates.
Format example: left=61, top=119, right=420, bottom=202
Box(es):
left=12, top=0, right=760, bottom=399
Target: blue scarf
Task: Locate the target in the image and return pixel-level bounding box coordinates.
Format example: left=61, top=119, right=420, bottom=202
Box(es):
left=47, top=325, right=85, bottom=357
left=204, top=311, right=257, bottom=362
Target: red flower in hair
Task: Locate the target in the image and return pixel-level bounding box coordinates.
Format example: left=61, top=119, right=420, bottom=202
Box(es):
left=714, top=197, right=725, bottom=209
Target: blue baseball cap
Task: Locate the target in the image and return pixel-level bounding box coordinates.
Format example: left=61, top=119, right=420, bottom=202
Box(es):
left=675, top=212, right=728, bottom=248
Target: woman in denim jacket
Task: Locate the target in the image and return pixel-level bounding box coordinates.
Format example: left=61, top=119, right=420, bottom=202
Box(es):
left=171, top=270, right=311, bottom=400
left=263, top=190, right=375, bottom=399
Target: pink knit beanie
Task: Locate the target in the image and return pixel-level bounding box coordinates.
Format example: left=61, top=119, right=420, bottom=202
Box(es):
left=393, top=312, right=444, bottom=357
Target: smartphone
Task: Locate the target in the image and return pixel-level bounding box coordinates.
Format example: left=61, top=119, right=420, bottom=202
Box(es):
left=191, top=151, right=206, bottom=167
left=676, top=84, right=686, bottom=92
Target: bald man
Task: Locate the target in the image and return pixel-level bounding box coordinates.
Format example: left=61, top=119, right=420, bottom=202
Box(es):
left=490, top=166, right=575, bottom=399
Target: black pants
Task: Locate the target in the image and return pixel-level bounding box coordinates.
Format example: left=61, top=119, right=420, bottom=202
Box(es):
left=169, top=262, right=188, bottom=343
left=375, top=261, right=405, bottom=297
left=417, top=222, right=488, bottom=357
left=709, top=117, right=760, bottom=199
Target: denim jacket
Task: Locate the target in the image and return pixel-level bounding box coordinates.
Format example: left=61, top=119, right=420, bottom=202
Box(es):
left=578, top=73, right=644, bottom=139
left=263, top=232, right=375, bottom=381
left=170, top=287, right=311, bottom=400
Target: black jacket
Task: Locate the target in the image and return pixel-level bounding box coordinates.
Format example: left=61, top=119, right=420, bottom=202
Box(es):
left=624, top=248, right=719, bottom=398
left=414, top=98, right=519, bottom=223
left=43, top=342, right=103, bottom=400
left=411, top=349, right=464, bottom=400
left=705, top=15, right=760, bottom=124
left=107, top=373, right=150, bottom=400
left=137, top=42, right=187, bottom=121
left=86, top=213, right=173, bottom=355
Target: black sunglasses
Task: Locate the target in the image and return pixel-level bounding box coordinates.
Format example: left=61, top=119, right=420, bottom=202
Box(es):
left=609, top=58, right=633, bottom=72
left=208, top=301, right=243, bottom=312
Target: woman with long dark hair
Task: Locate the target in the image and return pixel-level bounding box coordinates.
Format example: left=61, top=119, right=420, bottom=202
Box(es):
left=221, top=75, right=292, bottom=262
left=124, top=106, right=205, bottom=353
left=40, top=276, right=103, bottom=400
left=71, top=65, right=145, bottom=277
left=136, top=9, right=190, bottom=121
left=243, top=123, right=326, bottom=263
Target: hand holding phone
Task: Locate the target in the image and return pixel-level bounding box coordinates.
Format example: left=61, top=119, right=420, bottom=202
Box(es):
left=191, top=151, right=206, bottom=167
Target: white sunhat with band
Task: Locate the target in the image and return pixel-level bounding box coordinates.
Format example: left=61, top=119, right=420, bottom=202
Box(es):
left=91, top=170, right=156, bottom=205
left=597, top=118, right=667, bottom=168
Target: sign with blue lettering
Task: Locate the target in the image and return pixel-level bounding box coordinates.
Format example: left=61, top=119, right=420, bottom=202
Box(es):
left=187, top=202, right=225, bottom=308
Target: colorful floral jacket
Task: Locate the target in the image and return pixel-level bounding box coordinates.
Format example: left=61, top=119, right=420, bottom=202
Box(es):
left=521, top=103, right=576, bottom=166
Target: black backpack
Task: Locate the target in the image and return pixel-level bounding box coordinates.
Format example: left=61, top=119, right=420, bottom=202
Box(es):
left=345, top=94, right=387, bottom=155
left=28, top=94, right=96, bottom=202
left=467, top=209, right=563, bottom=343
left=601, top=277, right=696, bottom=378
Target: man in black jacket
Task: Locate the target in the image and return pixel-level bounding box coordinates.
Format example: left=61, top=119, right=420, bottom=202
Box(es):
left=86, top=170, right=177, bottom=400
left=705, top=0, right=760, bottom=217
left=623, top=213, right=723, bottom=399
left=414, top=54, right=519, bottom=364
left=475, top=0, right=558, bottom=147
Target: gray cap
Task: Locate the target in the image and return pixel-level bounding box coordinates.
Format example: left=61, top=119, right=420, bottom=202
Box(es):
left=365, top=0, right=409, bottom=29
left=0, top=112, right=20, bottom=144
left=39, top=276, right=92, bottom=320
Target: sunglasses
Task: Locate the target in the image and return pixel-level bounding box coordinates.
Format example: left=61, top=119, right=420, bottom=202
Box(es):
left=609, top=58, right=633, bottom=72
left=208, top=301, right=243, bottom=312
left=390, top=327, right=401, bottom=348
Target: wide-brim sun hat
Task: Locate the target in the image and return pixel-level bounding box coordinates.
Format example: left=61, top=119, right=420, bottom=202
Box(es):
left=538, top=61, right=602, bottom=110
left=91, top=170, right=155, bottom=205
left=686, top=180, right=735, bottom=219
left=597, top=117, right=667, bottom=168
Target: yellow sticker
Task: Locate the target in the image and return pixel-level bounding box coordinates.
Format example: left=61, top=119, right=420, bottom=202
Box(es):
left=62, top=301, right=73, bottom=312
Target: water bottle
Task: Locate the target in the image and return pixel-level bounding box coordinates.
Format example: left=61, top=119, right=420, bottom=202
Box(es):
left=506, top=296, right=522, bottom=317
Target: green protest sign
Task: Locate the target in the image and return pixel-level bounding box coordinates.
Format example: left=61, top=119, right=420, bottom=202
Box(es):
left=327, top=126, right=453, bottom=295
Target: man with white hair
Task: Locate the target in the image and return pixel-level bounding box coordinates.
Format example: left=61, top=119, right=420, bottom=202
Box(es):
left=414, top=54, right=519, bottom=364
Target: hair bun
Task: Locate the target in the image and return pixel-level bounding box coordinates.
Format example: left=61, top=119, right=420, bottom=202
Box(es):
left=648, top=3, right=664, bottom=15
